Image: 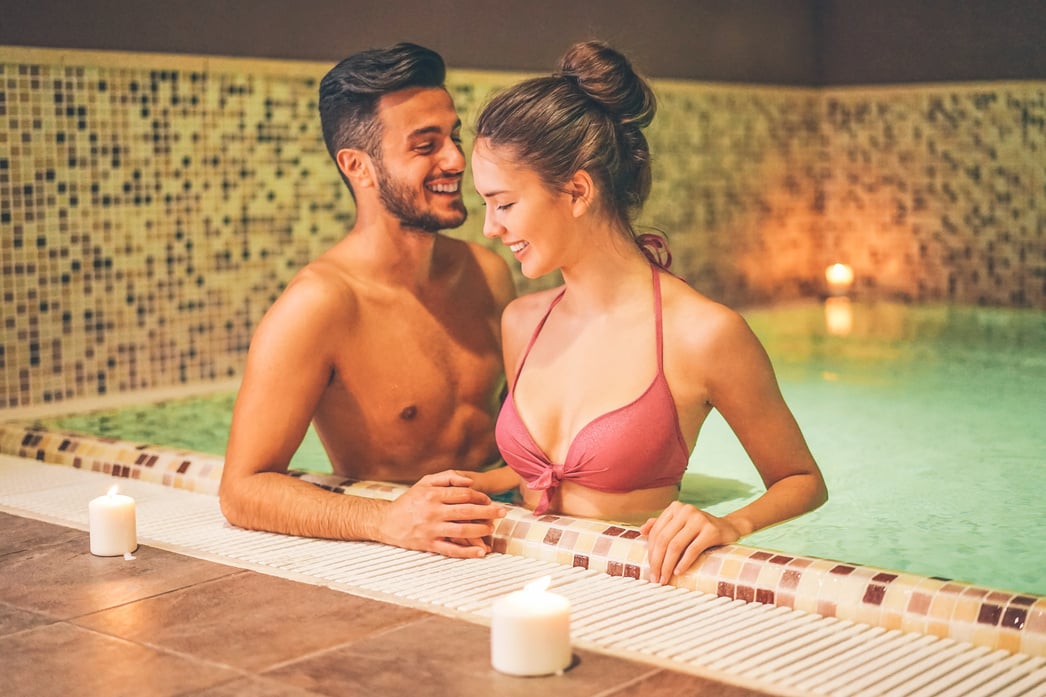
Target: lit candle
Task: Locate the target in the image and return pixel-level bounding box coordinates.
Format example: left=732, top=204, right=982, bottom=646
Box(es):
left=89, top=485, right=138, bottom=556
left=490, top=575, right=571, bottom=676
left=825, top=263, right=855, bottom=295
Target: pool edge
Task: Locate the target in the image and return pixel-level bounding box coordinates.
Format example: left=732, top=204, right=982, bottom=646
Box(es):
left=2, top=419, right=1043, bottom=659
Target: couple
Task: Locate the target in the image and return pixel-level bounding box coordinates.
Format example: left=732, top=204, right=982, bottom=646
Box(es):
left=219, top=41, right=827, bottom=584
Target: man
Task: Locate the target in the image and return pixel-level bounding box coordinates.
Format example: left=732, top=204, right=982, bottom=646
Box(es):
left=219, top=43, right=516, bottom=558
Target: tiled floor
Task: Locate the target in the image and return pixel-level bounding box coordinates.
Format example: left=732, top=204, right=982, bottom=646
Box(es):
left=0, top=512, right=778, bottom=697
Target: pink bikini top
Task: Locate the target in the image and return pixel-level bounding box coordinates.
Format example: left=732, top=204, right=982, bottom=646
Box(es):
left=495, top=265, right=690, bottom=515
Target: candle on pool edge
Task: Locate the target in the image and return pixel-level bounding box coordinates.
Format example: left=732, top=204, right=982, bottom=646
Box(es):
left=88, top=485, right=138, bottom=557
left=490, top=575, right=571, bottom=676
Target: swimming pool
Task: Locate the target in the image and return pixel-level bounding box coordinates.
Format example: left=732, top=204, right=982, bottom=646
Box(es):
left=31, top=300, right=1046, bottom=596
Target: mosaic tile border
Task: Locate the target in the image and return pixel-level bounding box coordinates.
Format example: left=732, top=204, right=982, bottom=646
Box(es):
left=2, top=419, right=1042, bottom=658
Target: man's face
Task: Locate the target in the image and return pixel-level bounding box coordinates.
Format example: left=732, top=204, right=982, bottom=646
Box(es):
left=373, top=87, right=467, bottom=233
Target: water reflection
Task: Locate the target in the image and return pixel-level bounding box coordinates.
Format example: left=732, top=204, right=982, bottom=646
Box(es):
left=824, top=296, right=854, bottom=336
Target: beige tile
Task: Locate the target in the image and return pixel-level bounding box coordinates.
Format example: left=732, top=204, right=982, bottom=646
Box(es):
left=0, top=622, right=237, bottom=697
left=75, top=571, right=428, bottom=673
left=265, top=614, right=652, bottom=697
left=0, top=537, right=239, bottom=619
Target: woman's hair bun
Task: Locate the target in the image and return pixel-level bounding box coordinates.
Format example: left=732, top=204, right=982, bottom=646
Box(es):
left=556, top=40, right=656, bottom=129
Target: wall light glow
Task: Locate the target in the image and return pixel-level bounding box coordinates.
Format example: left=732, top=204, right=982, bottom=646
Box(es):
left=825, top=263, right=855, bottom=295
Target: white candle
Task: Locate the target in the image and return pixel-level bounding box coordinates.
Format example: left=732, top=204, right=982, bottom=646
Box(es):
left=490, top=575, right=571, bottom=676
left=89, top=485, right=138, bottom=556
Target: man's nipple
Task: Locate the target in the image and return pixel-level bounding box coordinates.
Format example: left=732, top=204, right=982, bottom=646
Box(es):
left=399, top=405, right=418, bottom=420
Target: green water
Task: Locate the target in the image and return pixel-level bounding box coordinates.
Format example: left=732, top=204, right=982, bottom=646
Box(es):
left=42, top=302, right=1046, bottom=596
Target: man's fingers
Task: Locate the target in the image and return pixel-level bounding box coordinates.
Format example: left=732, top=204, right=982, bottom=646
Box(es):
left=429, top=539, right=489, bottom=558
left=438, top=520, right=497, bottom=541
left=437, top=502, right=507, bottom=522
left=437, top=485, right=493, bottom=506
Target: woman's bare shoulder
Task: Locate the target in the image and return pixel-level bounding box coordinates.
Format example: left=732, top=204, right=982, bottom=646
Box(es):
left=659, top=273, right=755, bottom=352
left=504, top=286, right=564, bottom=322
left=501, top=286, right=564, bottom=353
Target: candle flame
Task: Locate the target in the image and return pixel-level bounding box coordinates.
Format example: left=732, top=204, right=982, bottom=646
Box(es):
left=107, top=484, right=119, bottom=497
left=524, top=575, right=551, bottom=593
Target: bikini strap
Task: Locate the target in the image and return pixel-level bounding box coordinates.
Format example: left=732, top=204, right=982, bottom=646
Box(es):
left=510, top=287, right=567, bottom=391
left=652, top=264, right=665, bottom=372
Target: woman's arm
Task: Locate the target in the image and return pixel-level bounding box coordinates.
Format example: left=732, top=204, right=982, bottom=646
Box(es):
left=644, top=303, right=827, bottom=584
left=455, top=466, right=523, bottom=495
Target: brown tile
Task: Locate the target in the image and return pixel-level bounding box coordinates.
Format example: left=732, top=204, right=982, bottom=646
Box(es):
left=266, top=614, right=652, bottom=697
left=863, top=584, right=887, bottom=605
left=602, top=668, right=781, bottom=696
left=182, top=676, right=328, bottom=697
left=75, top=571, right=428, bottom=673
left=0, top=601, right=55, bottom=637
left=0, top=536, right=239, bottom=619
left=0, top=512, right=85, bottom=554
left=1002, top=606, right=1028, bottom=630
left=0, top=622, right=237, bottom=697
left=977, top=603, right=1003, bottom=625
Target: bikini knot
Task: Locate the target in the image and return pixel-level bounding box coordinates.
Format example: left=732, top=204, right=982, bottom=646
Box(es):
left=528, top=467, right=563, bottom=515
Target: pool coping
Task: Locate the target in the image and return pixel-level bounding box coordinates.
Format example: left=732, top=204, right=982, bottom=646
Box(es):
left=1, top=418, right=1043, bottom=659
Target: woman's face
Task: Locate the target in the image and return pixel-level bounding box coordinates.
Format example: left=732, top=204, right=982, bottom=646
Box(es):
left=472, top=139, right=578, bottom=279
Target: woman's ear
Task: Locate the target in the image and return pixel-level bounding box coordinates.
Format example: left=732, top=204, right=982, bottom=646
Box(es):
left=568, top=169, right=595, bottom=217
left=336, top=148, right=375, bottom=190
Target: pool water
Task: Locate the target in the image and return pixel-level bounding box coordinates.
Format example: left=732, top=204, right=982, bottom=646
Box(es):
left=39, top=301, right=1046, bottom=596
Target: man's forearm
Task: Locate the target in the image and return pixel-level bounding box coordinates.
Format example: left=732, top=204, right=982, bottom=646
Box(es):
left=219, top=471, right=387, bottom=541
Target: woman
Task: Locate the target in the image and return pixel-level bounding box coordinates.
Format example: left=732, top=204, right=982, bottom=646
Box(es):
left=465, top=41, right=827, bottom=584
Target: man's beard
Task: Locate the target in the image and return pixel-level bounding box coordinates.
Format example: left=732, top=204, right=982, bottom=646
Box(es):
left=375, top=164, right=468, bottom=233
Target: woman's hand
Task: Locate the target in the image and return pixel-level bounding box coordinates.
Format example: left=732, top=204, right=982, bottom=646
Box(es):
left=640, top=501, right=743, bottom=584
left=453, top=466, right=523, bottom=495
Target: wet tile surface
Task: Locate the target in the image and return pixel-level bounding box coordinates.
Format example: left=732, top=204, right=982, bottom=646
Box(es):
left=0, top=622, right=238, bottom=697
left=0, top=511, right=779, bottom=697
left=264, top=614, right=655, bottom=697
left=0, top=601, right=56, bottom=637
left=75, top=571, right=429, bottom=672
left=0, top=513, right=86, bottom=555
left=0, top=532, right=240, bottom=619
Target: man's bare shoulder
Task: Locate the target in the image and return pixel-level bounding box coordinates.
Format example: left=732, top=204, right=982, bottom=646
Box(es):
left=260, top=258, right=361, bottom=334
left=440, top=237, right=516, bottom=307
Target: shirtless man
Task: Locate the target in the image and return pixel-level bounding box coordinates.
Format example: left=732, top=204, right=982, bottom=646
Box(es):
left=219, top=43, right=516, bottom=558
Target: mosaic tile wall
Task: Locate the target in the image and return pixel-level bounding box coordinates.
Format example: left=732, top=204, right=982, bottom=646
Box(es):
left=1, top=46, right=1044, bottom=408
left=820, top=85, right=1046, bottom=306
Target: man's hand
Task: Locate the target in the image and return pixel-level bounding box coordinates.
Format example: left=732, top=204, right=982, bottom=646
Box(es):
left=376, top=471, right=507, bottom=557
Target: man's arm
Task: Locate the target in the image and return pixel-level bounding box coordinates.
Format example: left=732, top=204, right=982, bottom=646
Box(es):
left=219, top=275, right=504, bottom=556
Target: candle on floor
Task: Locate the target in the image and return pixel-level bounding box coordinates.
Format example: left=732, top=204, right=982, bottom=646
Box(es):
left=89, top=485, right=138, bottom=557
left=490, top=575, right=571, bottom=676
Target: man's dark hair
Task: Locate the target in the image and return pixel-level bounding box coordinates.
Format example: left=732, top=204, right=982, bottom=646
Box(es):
left=319, top=42, right=447, bottom=190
